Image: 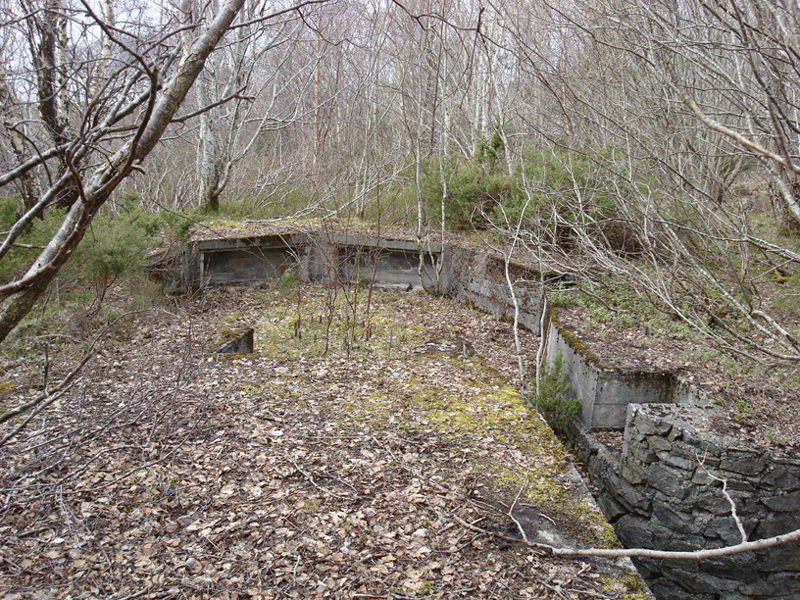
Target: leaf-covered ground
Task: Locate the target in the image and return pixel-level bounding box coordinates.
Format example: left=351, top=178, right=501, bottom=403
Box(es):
left=0, top=285, right=645, bottom=600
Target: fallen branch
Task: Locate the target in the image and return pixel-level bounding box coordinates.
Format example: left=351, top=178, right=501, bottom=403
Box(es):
left=483, top=483, right=800, bottom=561
left=543, top=527, right=800, bottom=560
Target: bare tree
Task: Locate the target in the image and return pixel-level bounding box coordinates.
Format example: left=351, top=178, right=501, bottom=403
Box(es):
left=0, top=0, right=251, bottom=343
left=470, top=0, right=800, bottom=363
left=196, top=0, right=308, bottom=212
left=0, top=62, right=38, bottom=213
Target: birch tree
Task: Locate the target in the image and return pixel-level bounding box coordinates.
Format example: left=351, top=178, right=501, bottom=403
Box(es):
left=196, top=0, right=309, bottom=212
left=0, top=0, right=255, bottom=344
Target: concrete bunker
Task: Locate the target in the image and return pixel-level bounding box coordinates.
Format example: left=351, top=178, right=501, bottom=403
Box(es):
left=330, top=233, right=442, bottom=290
left=195, top=234, right=306, bottom=288
left=149, top=226, right=799, bottom=600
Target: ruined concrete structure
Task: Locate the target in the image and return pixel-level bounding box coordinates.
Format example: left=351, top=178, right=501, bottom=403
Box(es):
left=151, top=228, right=800, bottom=600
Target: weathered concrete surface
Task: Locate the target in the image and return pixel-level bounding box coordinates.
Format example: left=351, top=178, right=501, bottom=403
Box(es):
left=444, top=247, right=546, bottom=330
left=148, top=233, right=309, bottom=293
left=544, top=308, right=707, bottom=429
left=148, top=230, right=701, bottom=431
left=149, top=231, right=547, bottom=331
left=214, top=327, right=254, bottom=354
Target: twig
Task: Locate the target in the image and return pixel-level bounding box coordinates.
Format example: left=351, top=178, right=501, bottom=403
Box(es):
left=475, top=482, right=800, bottom=561
left=0, top=386, right=74, bottom=448
left=287, top=455, right=350, bottom=500
left=16, top=525, right=52, bottom=538
left=507, top=486, right=531, bottom=545
left=111, top=587, right=155, bottom=600
left=451, top=513, right=530, bottom=548
left=518, top=502, right=557, bottom=526
left=292, top=554, right=301, bottom=583
left=0, top=308, right=176, bottom=439
left=696, top=457, right=748, bottom=543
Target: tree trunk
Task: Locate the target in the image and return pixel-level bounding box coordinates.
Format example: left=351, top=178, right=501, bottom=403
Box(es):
left=0, top=0, right=246, bottom=345
left=0, top=66, right=39, bottom=214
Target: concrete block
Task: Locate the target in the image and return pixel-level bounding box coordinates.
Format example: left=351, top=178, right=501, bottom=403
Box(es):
left=215, top=328, right=254, bottom=354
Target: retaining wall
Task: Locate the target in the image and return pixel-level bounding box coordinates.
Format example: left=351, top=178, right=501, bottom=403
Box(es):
left=545, top=309, right=707, bottom=429
left=570, top=404, right=800, bottom=600
left=444, top=246, right=546, bottom=329
left=150, top=232, right=548, bottom=326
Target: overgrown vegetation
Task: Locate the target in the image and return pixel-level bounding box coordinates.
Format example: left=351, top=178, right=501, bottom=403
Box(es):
left=0, top=283, right=642, bottom=599
left=420, top=143, right=634, bottom=249
left=0, top=194, right=181, bottom=355
left=0, top=194, right=188, bottom=287
left=532, top=351, right=581, bottom=433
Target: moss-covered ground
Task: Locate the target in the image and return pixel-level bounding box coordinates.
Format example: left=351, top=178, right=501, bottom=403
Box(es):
left=1, top=282, right=646, bottom=599
left=209, top=283, right=623, bottom=551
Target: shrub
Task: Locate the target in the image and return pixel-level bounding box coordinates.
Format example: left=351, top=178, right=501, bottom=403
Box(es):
left=278, top=268, right=300, bottom=291
left=75, top=203, right=168, bottom=282
left=420, top=142, right=633, bottom=240
left=0, top=200, right=66, bottom=283
left=532, top=350, right=581, bottom=432
left=0, top=196, right=20, bottom=230
left=421, top=154, right=522, bottom=230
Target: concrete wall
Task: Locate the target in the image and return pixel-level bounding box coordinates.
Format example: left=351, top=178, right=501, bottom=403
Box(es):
left=149, top=232, right=696, bottom=431
left=444, top=246, right=545, bottom=330
left=545, top=309, right=705, bottom=429
left=331, top=234, right=441, bottom=290
left=148, top=234, right=310, bottom=293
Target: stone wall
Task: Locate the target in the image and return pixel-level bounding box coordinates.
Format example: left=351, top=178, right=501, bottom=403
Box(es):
left=570, top=403, right=800, bottom=600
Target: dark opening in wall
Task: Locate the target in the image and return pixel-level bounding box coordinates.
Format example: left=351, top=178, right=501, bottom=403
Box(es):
left=202, top=246, right=296, bottom=286
left=337, top=246, right=438, bottom=289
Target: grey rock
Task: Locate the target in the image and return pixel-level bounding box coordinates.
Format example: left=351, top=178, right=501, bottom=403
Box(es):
left=755, top=543, right=800, bottom=573
left=691, top=468, right=718, bottom=486
left=659, top=451, right=695, bottom=472
left=755, top=512, right=800, bottom=539
left=720, top=454, right=766, bottom=477
left=615, top=514, right=656, bottom=549
left=653, top=504, right=693, bottom=533
left=694, top=491, right=735, bottom=516
left=760, top=466, right=800, bottom=492
left=648, top=464, right=690, bottom=499
left=621, top=457, right=648, bottom=485
left=649, top=435, right=672, bottom=452
left=763, top=489, right=800, bottom=513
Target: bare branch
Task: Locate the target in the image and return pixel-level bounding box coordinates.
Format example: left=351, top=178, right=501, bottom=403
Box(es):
left=686, top=97, right=799, bottom=173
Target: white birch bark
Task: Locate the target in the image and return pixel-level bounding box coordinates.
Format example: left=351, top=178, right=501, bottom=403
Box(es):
left=0, top=0, right=247, bottom=343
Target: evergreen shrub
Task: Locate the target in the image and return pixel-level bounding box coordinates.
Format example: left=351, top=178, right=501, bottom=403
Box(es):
left=532, top=350, right=581, bottom=432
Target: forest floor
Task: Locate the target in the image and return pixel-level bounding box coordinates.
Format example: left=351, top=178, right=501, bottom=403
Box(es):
left=0, top=284, right=646, bottom=600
